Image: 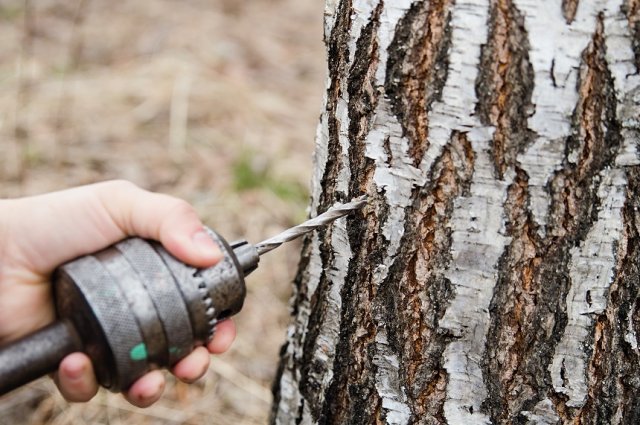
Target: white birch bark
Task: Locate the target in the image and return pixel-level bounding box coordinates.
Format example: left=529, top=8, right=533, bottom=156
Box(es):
left=273, top=1, right=640, bottom=424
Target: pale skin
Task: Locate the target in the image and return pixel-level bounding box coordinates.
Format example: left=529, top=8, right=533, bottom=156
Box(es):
left=0, top=180, right=237, bottom=407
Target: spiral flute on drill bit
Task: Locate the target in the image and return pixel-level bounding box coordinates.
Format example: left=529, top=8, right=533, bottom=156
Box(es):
left=254, top=195, right=367, bottom=256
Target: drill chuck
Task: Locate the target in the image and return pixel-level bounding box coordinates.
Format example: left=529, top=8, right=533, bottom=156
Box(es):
left=0, top=229, right=258, bottom=394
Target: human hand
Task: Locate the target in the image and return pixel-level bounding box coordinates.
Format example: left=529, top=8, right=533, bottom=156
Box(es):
left=0, top=180, right=236, bottom=407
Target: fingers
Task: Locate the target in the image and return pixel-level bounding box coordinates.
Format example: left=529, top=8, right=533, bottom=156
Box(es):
left=170, top=319, right=237, bottom=384
left=55, top=353, right=99, bottom=402
left=124, top=370, right=166, bottom=408
left=207, top=319, right=236, bottom=354
left=172, top=346, right=211, bottom=383
left=56, top=320, right=236, bottom=406
left=57, top=356, right=169, bottom=407
left=56, top=355, right=167, bottom=408
left=6, top=180, right=222, bottom=275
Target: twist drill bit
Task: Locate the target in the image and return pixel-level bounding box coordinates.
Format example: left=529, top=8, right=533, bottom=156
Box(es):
left=255, top=195, right=367, bottom=256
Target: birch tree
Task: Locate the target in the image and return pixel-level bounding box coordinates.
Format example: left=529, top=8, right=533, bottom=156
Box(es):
left=271, top=0, right=640, bottom=424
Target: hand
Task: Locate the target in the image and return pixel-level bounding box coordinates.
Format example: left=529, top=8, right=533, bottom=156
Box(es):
left=0, top=180, right=236, bottom=407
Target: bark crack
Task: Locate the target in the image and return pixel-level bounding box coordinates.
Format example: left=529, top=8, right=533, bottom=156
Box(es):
left=482, top=168, right=545, bottom=423
left=386, top=0, right=453, bottom=167
left=319, top=0, right=353, bottom=207
left=475, top=0, right=534, bottom=179
left=347, top=1, right=383, bottom=196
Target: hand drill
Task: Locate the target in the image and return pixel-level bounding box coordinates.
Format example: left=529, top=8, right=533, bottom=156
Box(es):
left=0, top=197, right=366, bottom=395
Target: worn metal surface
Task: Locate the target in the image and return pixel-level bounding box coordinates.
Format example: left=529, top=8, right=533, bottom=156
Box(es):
left=116, top=238, right=194, bottom=365
left=0, top=230, right=250, bottom=393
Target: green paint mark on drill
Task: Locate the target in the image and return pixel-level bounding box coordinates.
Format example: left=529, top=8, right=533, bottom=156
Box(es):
left=169, top=346, right=180, bottom=355
left=130, top=343, right=148, bottom=361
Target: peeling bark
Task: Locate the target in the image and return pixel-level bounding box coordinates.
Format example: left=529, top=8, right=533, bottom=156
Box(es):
left=272, top=1, right=640, bottom=424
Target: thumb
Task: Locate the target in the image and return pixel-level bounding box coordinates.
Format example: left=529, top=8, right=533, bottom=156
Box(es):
left=96, top=181, right=222, bottom=268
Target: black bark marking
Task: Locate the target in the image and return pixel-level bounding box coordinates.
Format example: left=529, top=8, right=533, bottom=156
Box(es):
left=482, top=168, right=547, bottom=422
left=560, top=359, right=568, bottom=387
left=385, top=0, right=453, bottom=166
left=475, top=0, right=534, bottom=179
left=297, top=223, right=338, bottom=420
left=383, top=135, right=393, bottom=163
left=347, top=1, right=383, bottom=196
left=319, top=0, right=354, bottom=207
left=308, top=5, right=387, bottom=422
left=563, top=20, right=621, bottom=184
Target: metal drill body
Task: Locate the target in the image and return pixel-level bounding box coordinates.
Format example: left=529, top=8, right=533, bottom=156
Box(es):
left=0, top=197, right=365, bottom=395
left=0, top=230, right=254, bottom=393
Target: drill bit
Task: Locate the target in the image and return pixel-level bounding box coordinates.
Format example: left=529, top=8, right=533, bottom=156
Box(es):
left=255, top=195, right=367, bottom=256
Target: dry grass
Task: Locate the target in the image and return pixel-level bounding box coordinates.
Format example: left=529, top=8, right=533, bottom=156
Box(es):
left=0, top=0, right=325, bottom=423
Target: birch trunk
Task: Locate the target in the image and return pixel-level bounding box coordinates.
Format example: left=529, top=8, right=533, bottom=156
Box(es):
left=271, top=1, right=640, bottom=423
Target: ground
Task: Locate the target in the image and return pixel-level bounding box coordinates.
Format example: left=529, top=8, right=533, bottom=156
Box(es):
left=0, top=0, right=324, bottom=423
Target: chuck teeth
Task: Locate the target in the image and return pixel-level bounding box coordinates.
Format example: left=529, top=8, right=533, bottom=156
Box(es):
left=197, top=280, right=217, bottom=341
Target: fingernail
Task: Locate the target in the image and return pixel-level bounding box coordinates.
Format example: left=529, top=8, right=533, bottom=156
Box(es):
left=193, top=230, right=221, bottom=260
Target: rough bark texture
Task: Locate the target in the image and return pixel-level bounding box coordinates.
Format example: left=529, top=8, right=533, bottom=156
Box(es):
left=272, top=1, right=640, bottom=424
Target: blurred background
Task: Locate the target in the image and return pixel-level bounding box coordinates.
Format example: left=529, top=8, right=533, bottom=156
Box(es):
left=0, top=0, right=324, bottom=423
